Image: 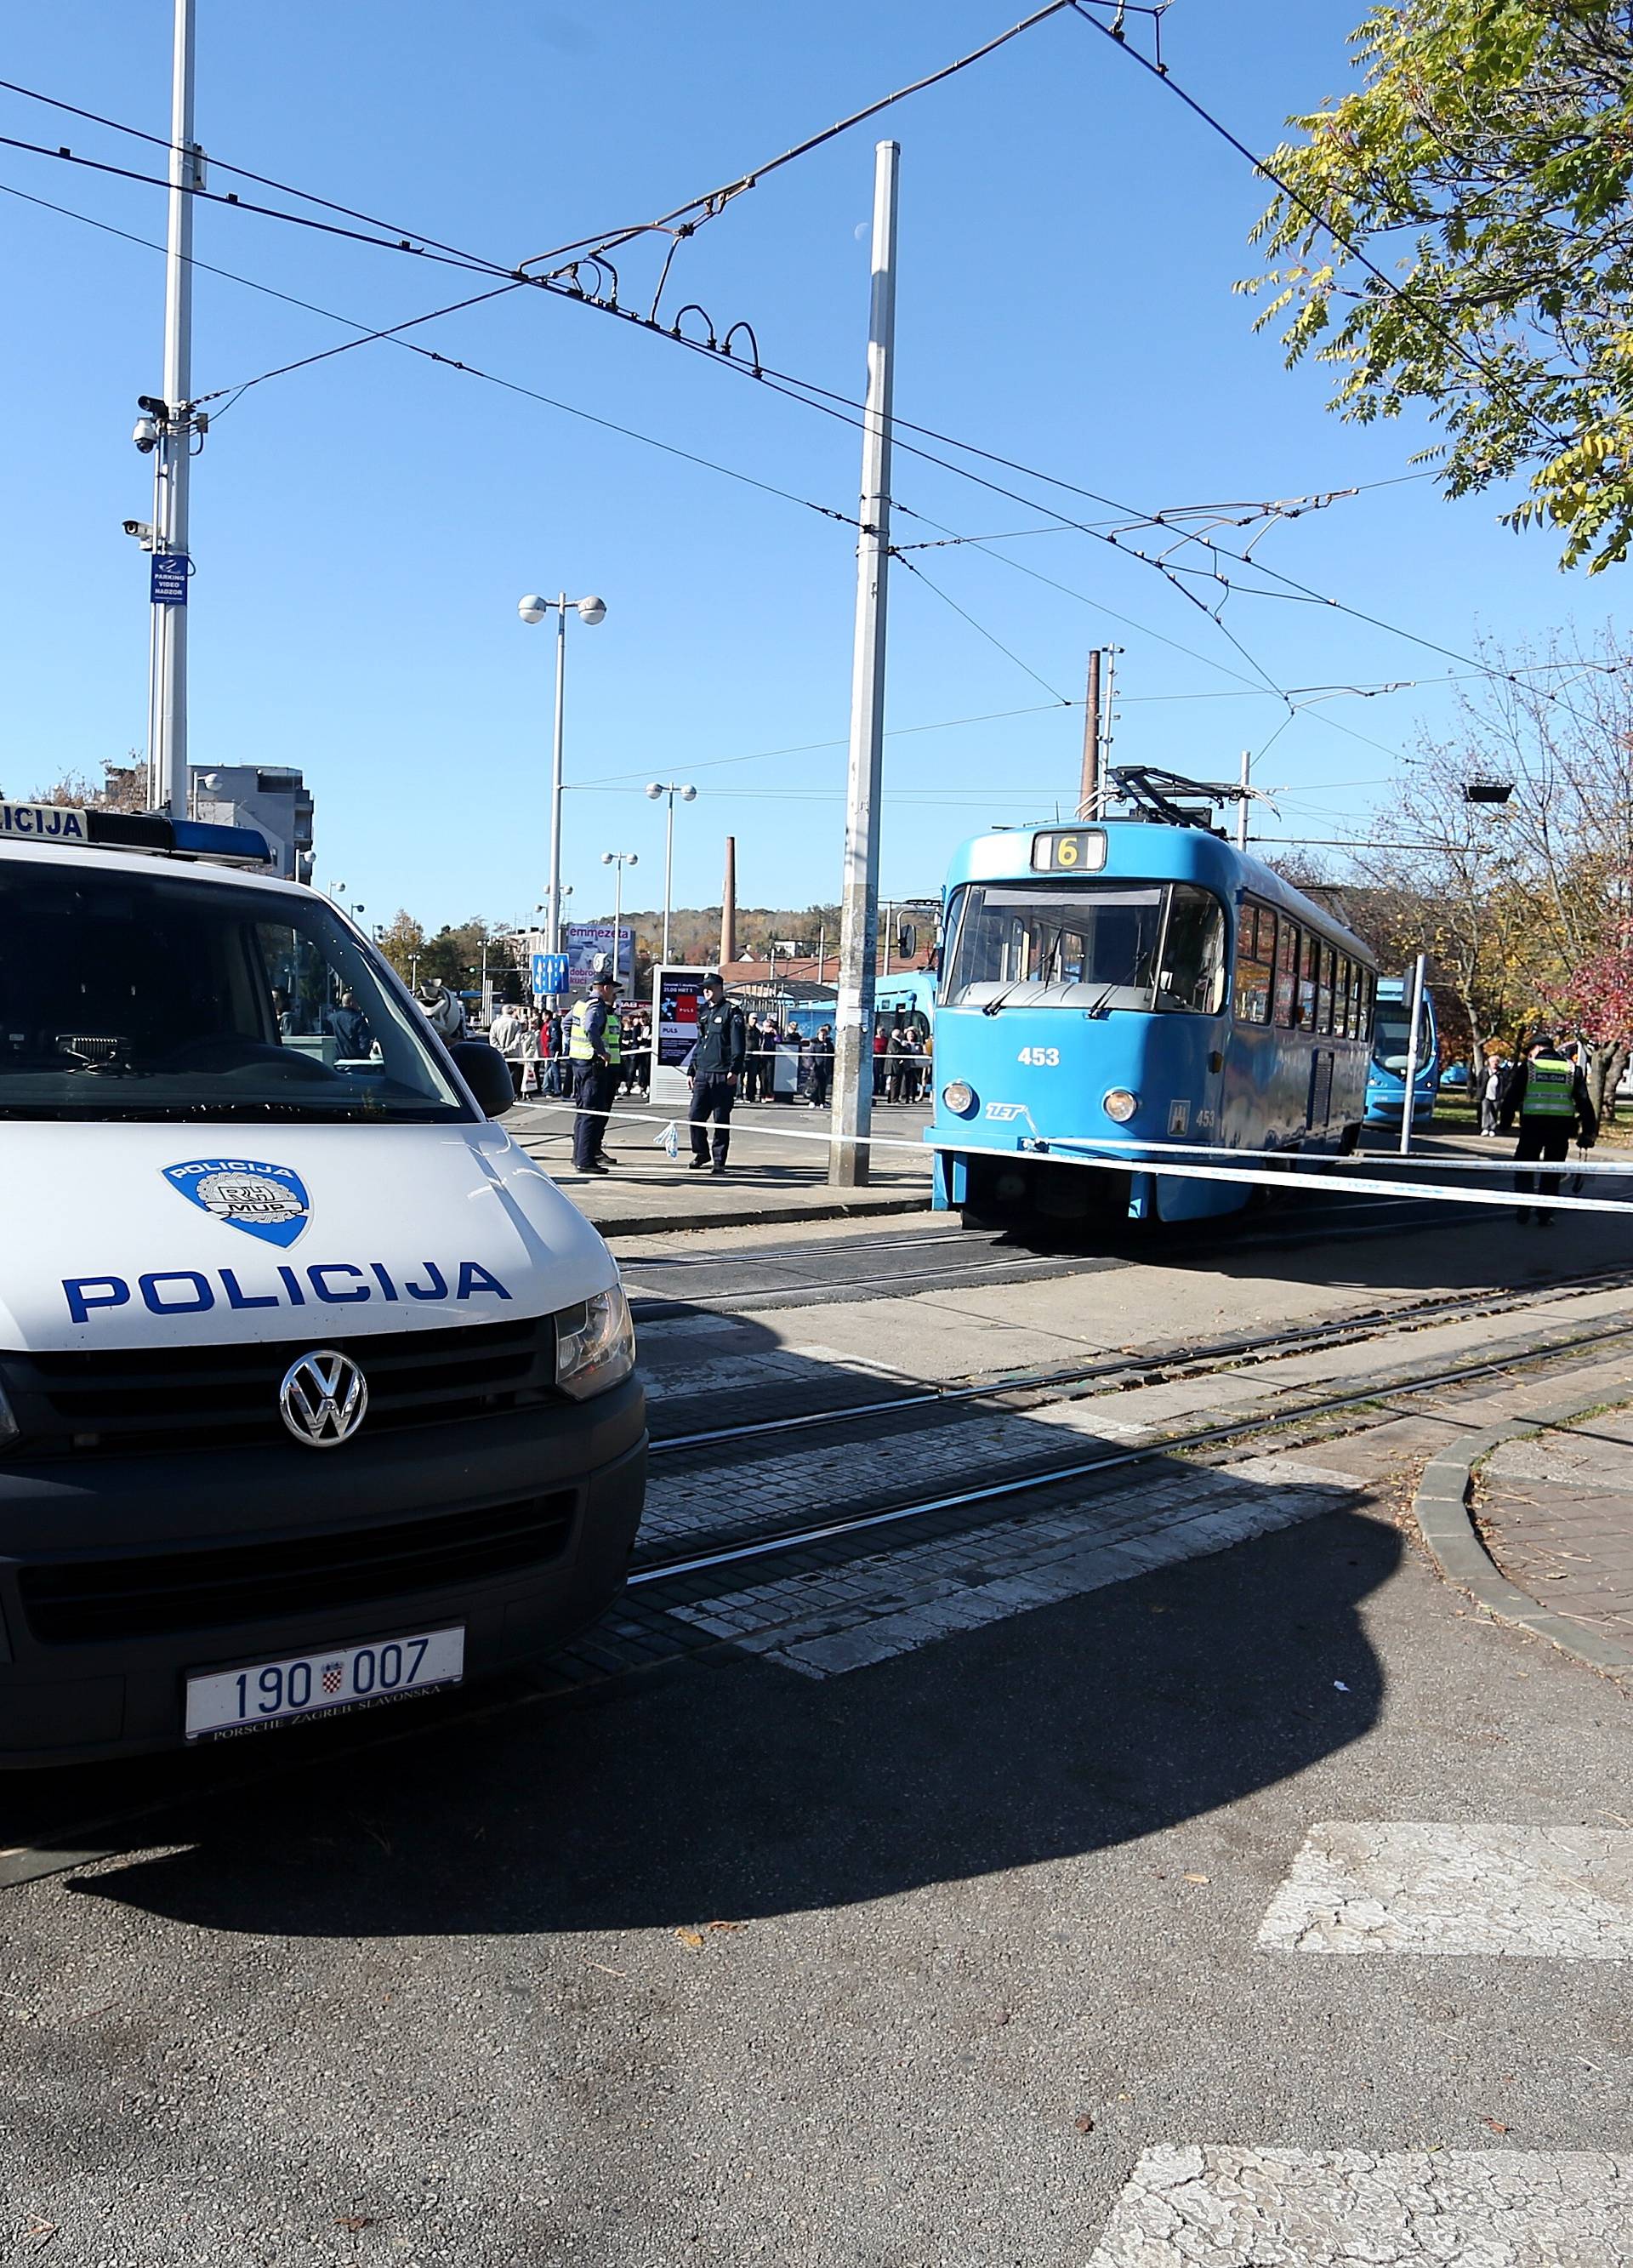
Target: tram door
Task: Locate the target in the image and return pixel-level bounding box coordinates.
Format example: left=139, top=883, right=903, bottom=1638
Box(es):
left=1304, top=937, right=1336, bottom=1133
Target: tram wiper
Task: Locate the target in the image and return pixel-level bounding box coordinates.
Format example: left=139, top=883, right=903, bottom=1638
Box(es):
left=980, top=977, right=1036, bottom=1017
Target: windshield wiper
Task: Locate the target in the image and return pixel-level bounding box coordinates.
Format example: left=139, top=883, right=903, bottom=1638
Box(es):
left=981, top=976, right=1038, bottom=1017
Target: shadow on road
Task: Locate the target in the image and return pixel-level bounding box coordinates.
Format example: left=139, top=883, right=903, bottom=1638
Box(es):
left=61, top=1491, right=1400, bottom=1938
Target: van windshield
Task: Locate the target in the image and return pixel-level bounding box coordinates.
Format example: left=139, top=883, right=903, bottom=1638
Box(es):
left=941, top=880, right=1226, bottom=1014
left=0, top=860, right=470, bottom=1122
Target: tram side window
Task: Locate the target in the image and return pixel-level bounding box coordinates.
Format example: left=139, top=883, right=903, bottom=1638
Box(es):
left=1338, top=957, right=1355, bottom=1038
left=1274, top=920, right=1300, bottom=1027
left=1317, top=941, right=1335, bottom=1034
left=1232, top=902, right=1276, bottom=1024
left=1158, top=885, right=1227, bottom=1015
left=1299, top=932, right=1321, bottom=1031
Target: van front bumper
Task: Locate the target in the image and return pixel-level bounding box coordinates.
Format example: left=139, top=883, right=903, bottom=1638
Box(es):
left=0, top=1376, right=646, bottom=1765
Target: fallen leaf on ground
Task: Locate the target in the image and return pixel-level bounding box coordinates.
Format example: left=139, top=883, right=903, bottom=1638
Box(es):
left=705, top=1920, right=744, bottom=1933
left=1074, top=2113, right=1095, bottom=2134
left=1182, top=1872, right=1209, bottom=1885
left=675, top=1929, right=705, bottom=1952
left=333, top=2215, right=377, bottom=2232
left=1485, top=2119, right=1511, bottom=2134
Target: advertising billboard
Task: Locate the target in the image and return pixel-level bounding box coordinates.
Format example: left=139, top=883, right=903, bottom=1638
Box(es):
left=650, top=964, right=707, bottom=1108
left=564, top=923, right=634, bottom=987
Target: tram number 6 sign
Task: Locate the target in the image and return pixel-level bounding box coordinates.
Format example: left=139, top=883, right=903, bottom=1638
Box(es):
left=1030, top=828, right=1106, bottom=874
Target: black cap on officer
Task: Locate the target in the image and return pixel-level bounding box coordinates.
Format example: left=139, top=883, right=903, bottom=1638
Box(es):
left=703, top=970, right=725, bottom=993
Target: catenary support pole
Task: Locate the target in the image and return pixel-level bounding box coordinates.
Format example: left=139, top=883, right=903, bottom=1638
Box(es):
left=156, top=0, right=197, bottom=815
left=1078, top=647, right=1101, bottom=818
left=1236, top=748, right=1250, bottom=853
left=547, top=593, right=567, bottom=974
left=1400, top=950, right=1427, bottom=1158
left=829, top=139, right=899, bottom=1189
left=662, top=794, right=675, bottom=965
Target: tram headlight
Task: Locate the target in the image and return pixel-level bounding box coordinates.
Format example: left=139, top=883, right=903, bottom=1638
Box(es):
left=942, top=1080, right=976, bottom=1117
left=1102, top=1086, right=1139, bottom=1125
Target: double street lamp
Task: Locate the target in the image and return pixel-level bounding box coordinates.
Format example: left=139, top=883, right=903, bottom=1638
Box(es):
left=600, top=851, right=638, bottom=988
left=646, top=780, right=697, bottom=964
left=519, top=590, right=607, bottom=983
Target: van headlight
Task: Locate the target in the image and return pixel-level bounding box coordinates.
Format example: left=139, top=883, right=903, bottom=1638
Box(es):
left=555, top=1285, right=636, bottom=1401
left=942, top=1080, right=976, bottom=1117
left=1102, top=1087, right=1139, bottom=1125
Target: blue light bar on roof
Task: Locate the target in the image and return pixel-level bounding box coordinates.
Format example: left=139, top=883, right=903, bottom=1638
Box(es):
left=0, top=797, right=272, bottom=867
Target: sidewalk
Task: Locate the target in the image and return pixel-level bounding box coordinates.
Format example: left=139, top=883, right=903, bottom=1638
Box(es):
left=502, top=1092, right=934, bottom=1238
left=1475, top=1409, right=1633, bottom=1666
left=1411, top=1382, right=1633, bottom=1683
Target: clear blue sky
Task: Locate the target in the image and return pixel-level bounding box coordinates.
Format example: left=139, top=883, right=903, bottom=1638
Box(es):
left=3, top=3, right=1611, bottom=934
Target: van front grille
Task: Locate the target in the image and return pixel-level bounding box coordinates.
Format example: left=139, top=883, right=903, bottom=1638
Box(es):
left=0, top=1314, right=557, bottom=1457
left=17, top=1490, right=577, bottom=1644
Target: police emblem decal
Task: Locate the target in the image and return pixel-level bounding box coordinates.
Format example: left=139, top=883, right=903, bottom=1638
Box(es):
left=162, top=1158, right=311, bottom=1247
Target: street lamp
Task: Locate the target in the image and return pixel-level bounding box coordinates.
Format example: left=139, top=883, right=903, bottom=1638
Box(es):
left=645, top=780, right=697, bottom=964
left=600, top=851, right=638, bottom=986
left=518, top=591, right=607, bottom=993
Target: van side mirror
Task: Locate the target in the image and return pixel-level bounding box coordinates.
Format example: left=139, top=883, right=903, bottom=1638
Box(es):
left=451, top=1040, right=516, bottom=1119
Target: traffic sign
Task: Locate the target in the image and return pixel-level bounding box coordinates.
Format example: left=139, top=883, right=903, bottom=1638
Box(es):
left=150, top=553, right=190, bottom=606
left=531, top=952, right=568, bottom=996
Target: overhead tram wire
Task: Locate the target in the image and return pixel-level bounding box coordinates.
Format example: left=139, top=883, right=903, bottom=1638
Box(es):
left=1, top=176, right=862, bottom=533
left=8, top=70, right=1596, bottom=727
left=890, top=555, right=1075, bottom=705
left=0, top=72, right=516, bottom=279
left=1063, top=1, right=1569, bottom=453
left=567, top=702, right=1073, bottom=792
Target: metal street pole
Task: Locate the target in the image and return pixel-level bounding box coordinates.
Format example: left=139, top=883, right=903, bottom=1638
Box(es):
left=1077, top=647, right=1101, bottom=819
left=156, top=0, right=198, bottom=815
left=828, top=139, right=899, bottom=1190
left=1399, top=950, right=1427, bottom=1158
left=549, top=592, right=567, bottom=960
left=663, top=794, right=674, bottom=963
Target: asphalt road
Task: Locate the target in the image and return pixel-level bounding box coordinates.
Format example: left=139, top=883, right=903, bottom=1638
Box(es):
left=1, top=1502, right=1626, bottom=2265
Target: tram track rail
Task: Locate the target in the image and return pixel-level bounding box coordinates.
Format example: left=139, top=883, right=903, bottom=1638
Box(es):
left=647, top=1260, right=1633, bottom=1453
left=3, top=1285, right=1630, bottom=1894
left=633, top=1303, right=1633, bottom=1587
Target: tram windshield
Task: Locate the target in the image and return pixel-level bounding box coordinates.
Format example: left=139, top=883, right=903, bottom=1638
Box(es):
left=942, top=880, right=1226, bottom=1013
left=1372, top=996, right=1434, bottom=1074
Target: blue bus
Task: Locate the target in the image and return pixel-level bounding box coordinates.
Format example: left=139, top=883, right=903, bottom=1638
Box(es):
left=927, top=820, right=1377, bottom=1229
left=1364, top=976, right=1439, bottom=1125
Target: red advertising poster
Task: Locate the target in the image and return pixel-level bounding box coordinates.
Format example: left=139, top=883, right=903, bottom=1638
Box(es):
left=657, top=982, right=701, bottom=1073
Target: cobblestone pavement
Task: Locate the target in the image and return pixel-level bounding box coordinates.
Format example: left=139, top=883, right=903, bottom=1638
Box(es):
left=1477, top=1406, right=1633, bottom=1657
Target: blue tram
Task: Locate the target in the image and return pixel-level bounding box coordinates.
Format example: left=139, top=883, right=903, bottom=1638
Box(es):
left=1363, top=975, right=1440, bottom=1126
left=927, top=818, right=1378, bottom=1228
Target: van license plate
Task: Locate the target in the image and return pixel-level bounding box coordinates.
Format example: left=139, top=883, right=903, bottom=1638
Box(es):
left=185, top=1627, right=464, bottom=1741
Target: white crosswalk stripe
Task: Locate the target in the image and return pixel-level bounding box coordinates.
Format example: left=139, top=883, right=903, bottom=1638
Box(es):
left=1086, top=2146, right=1633, bottom=2266
left=1258, top=1822, right=1633, bottom=1959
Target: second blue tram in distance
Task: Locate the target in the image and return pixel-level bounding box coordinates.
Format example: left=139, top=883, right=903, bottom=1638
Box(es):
left=1363, top=974, right=1440, bottom=1126
left=928, top=818, right=1378, bottom=1229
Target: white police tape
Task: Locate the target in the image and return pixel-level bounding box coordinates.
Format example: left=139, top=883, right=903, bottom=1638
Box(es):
left=512, top=1098, right=1633, bottom=1214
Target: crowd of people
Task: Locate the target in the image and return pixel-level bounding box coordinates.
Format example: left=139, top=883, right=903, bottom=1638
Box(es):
left=481, top=996, right=652, bottom=1101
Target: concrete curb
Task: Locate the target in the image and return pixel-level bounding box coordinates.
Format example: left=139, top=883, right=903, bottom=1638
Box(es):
left=589, top=1191, right=932, bottom=1242
left=1412, top=1393, right=1633, bottom=1680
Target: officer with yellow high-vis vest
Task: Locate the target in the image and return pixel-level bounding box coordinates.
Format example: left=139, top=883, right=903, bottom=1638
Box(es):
left=567, top=970, right=622, bottom=1174
left=1500, top=1032, right=1596, bottom=1223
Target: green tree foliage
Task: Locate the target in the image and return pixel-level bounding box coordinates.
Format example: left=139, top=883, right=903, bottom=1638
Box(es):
left=1241, top=3, right=1633, bottom=570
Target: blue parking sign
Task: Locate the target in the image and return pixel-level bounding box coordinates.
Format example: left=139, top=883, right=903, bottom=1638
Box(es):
left=151, top=553, right=190, bottom=606
left=531, top=952, right=567, bottom=996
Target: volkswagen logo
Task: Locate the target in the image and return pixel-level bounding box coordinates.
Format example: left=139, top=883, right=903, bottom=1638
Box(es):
left=278, top=1348, right=367, bottom=1448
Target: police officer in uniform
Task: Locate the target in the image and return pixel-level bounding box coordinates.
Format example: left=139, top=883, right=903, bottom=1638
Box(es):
left=567, top=967, right=622, bottom=1175
left=1501, top=1032, right=1596, bottom=1222
left=688, top=972, right=747, bottom=1173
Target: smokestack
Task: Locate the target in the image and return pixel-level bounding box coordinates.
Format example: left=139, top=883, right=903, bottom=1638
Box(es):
left=720, top=835, right=737, bottom=968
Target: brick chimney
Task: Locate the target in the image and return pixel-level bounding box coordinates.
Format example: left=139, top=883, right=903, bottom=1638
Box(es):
left=721, top=835, right=737, bottom=967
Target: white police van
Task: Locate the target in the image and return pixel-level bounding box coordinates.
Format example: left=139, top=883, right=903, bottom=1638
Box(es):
left=0, top=800, right=645, bottom=1763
